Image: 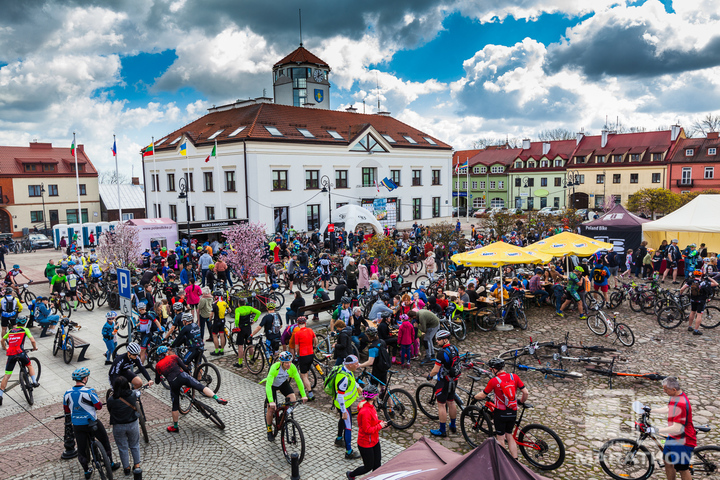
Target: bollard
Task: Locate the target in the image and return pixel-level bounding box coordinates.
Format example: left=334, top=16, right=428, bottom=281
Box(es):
left=61, top=412, right=78, bottom=459
left=290, top=453, right=300, bottom=480
left=133, top=467, right=143, bottom=480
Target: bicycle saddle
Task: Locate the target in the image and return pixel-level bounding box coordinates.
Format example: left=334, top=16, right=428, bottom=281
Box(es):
left=613, top=312, right=620, bottom=316
left=520, top=402, right=533, bottom=408
left=697, top=425, right=712, bottom=433
left=468, top=375, right=483, bottom=382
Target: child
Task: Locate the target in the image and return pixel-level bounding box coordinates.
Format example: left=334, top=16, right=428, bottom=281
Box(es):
left=102, top=312, right=118, bottom=365
left=397, top=314, right=414, bottom=369
left=412, top=291, right=425, bottom=310
left=156, top=299, right=170, bottom=327
left=623, top=249, right=634, bottom=278
left=642, top=248, right=654, bottom=279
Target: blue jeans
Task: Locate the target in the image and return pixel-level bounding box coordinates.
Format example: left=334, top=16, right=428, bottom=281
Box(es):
left=38, top=314, right=60, bottom=327
left=103, top=338, right=116, bottom=361
left=201, top=269, right=208, bottom=286
left=532, top=289, right=549, bottom=303
left=400, top=344, right=412, bottom=364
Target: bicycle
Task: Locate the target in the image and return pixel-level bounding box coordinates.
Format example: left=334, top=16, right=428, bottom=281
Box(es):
left=483, top=289, right=528, bottom=331
left=16, top=283, right=36, bottom=305
left=656, top=303, right=720, bottom=330
left=415, top=353, right=485, bottom=420
left=244, top=334, right=279, bottom=375
left=49, top=292, right=73, bottom=318
left=8, top=355, right=41, bottom=406
left=586, top=306, right=635, bottom=347
left=74, top=284, right=96, bottom=311
left=584, top=357, right=666, bottom=388
left=516, top=363, right=583, bottom=379
left=53, top=317, right=81, bottom=364
left=81, top=422, right=115, bottom=480
left=598, top=401, right=720, bottom=480
left=357, top=369, right=417, bottom=429
left=177, top=385, right=225, bottom=429
left=105, top=384, right=151, bottom=444
left=263, top=399, right=305, bottom=464
left=438, top=315, right=467, bottom=341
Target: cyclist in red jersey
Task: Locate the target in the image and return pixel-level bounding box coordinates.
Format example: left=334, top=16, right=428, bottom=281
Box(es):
left=290, top=316, right=317, bottom=401
left=473, top=358, right=529, bottom=460
left=0, top=316, right=39, bottom=405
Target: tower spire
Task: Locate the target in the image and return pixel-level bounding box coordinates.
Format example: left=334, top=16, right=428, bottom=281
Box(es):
left=299, top=9, right=303, bottom=47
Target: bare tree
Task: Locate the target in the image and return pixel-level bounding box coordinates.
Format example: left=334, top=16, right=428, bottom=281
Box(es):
left=99, top=170, right=130, bottom=185
left=537, top=128, right=575, bottom=141
left=472, top=137, right=521, bottom=149
left=690, top=113, right=720, bottom=137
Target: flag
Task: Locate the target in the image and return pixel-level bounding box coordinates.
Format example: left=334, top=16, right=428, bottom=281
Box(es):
left=205, top=144, right=216, bottom=163
left=111, top=140, right=116, bottom=156
left=456, top=160, right=468, bottom=172
left=380, top=177, right=398, bottom=191
left=374, top=179, right=380, bottom=192
left=143, top=143, right=154, bottom=157
left=71, top=140, right=75, bottom=156
left=180, top=142, right=187, bottom=156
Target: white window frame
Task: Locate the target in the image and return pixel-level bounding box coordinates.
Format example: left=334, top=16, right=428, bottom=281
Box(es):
left=554, top=159, right=563, bottom=167
left=686, top=149, right=694, bottom=156
left=479, top=181, right=486, bottom=189
left=480, top=166, right=487, bottom=174
left=489, top=181, right=496, bottom=189
left=498, top=180, right=505, bottom=189
left=705, top=167, right=714, bottom=179
left=473, top=166, right=480, bottom=174
left=472, top=181, right=478, bottom=189
left=709, top=148, right=717, bottom=156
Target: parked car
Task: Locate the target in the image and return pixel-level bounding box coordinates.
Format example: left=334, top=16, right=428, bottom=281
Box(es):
left=28, top=233, right=54, bottom=249
left=575, top=208, right=590, bottom=220
left=472, top=208, right=488, bottom=217
left=452, top=207, right=475, bottom=217
left=539, top=206, right=563, bottom=216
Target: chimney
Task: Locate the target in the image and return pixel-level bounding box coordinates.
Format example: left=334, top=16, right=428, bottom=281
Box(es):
left=131, top=177, right=140, bottom=186
left=345, top=106, right=358, bottom=113
left=707, top=132, right=719, bottom=139
left=576, top=131, right=584, bottom=146
left=671, top=125, right=682, bottom=141
left=542, top=142, right=551, bottom=155
left=601, top=129, right=609, bottom=148
left=522, top=138, right=531, bottom=150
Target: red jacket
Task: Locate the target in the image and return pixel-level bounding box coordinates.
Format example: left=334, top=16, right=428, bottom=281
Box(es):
left=397, top=321, right=415, bottom=346
left=356, top=401, right=383, bottom=448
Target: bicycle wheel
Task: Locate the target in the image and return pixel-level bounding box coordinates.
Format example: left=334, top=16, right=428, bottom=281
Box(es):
left=270, top=292, right=285, bottom=309
left=197, top=400, right=226, bottom=429
left=30, top=357, right=41, bottom=382
left=23, top=290, right=37, bottom=305
left=244, top=344, right=266, bottom=375
left=691, top=445, right=720, bottom=476
left=639, top=293, right=656, bottom=315
left=513, top=310, right=528, bottom=331
left=82, top=294, right=95, bottom=312
left=115, top=315, right=128, bottom=338
left=227, top=329, right=237, bottom=355
left=415, top=383, right=439, bottom=421
left=414, top=275, right=430, bottom=289
left=53, top=330, right=62, bottom=356
left=587, top=314, right=608, bottom=336
left=460, top=405, right=493, bottom=448
left=314, top=334, right=330, bottom=361
left=19, top=368, right=33, bottom=405
left=586, top=291, right=605, bottom=310
left=475, top=314, right=497, bottom=332
left=517, top=423, right=565, bottom=470
left=97, top=289, right=107, bottom=307
left=297, top=278, right=314, bottom=294
left=281, top=418, right=305, bottom=465
left=701, top=305, right=720, bottom=329
left=382, top=388, right=416, bottom=429
left=63, top=336, right=74, bottom=364
left=608, top=291, right=624, bottom=309
left=450, top=318, right=467, bottom=340
left=92, top=439, right=114, bottom=480
left=657, top=306, right=684, bottom=329
left=615, top=323, right=635, bottom=347
left=628, top=294, right=643, bottom=313
left=112, top=342, right=128, bottom=360
left=194, top=362, right=222, bottom=394
left=137, top=400, right=149, bottom=443
left=307, top=364, right=317, bottom=390
left=598, top=438, right=653, bottom=480
left=178, top=388, right=193, bottom=415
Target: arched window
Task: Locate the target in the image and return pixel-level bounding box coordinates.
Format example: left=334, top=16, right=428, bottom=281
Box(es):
left=491, top=197, right=505, bottom=208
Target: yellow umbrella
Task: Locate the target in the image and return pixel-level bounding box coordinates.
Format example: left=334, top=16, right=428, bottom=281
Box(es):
left=452, top=241, right=553, bottom=267
left=525, top=231, right=614, bottom=257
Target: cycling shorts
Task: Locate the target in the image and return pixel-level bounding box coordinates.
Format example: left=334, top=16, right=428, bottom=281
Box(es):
left=567, top=289, right=580, bottom=302
left=5, top=352, right=30, bottom=374
left=297, top=354, right=314, bottom=374
left=663, top=441, right=693, bottom=470
left=270, top=379, right=294, bottom=403
left=434, top=379, right=456, bottom=403
left=140, top=332, right=152, bottom=349
left=233, top=325, right=252, bottom=346
left=1, top=315, right=16, bottom=328
left=493, top=408, right=517, bottom=435
left=211, top=318, right=225, bottom=335
left=182, top=347, right=203, bottom=367
left=321, top=273, right=330, bottom=282
left=168, top=371, right=205, bottom=412
left=691, top=299, right=706, bottom=313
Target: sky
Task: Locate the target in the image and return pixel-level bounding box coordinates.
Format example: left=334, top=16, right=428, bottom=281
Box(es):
left=1, top=0, right=720, bottom=178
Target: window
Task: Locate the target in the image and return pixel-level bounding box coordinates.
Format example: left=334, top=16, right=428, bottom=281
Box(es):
left=207, top=129, right=224, bottom=140
left=613, top=154, right=623, bottom=163
left=362, top=168, right=377, bottom=187
left=170, top=136, right=182, bottom=145
left=351, top=134, right=387, bottom=153
left=403, top=136, right=417, bottom=144
left=709, top=148, right=717, bottom=156
left=228, top=126, right=246, bottom=137
left=424, top=137, right=437, bottom=145
left=48, top=185, right=58, bottom=196
left=596, top=155, right=606, bottom=163
left=70, top=164, right=84, bottom=172
left=79, top=184, right=86, bottom=195
left=554, top=159, right=563, bottom=167
left=479, top=181, right=486, bottom=189
left=630, top=173, right=639, bottom=184
left=473, top=166, right=481, bottom=174
left=28, top=185, right=42, bottom=197
left=630, top=154, right=640, bottom=162
left=527, top=161, right=536, bottom=168
left=265, top=126, right=283, bottom=136
left=432, top=170, right=440, bottom=185
left=121, top=212, right=134, bottom=221
left=307, top=205, right=320, bottom=230
left=432, top=197, right=440, bottom=217
left=227, top=207, right=237, bottom=219
left=272, top=170, right=288, bottom=190
left=613, top=174, right=621, bottom=184
left=575, top=156, right=586, bottom=164
left=155, top=137, right=167, bottom=146
left=473, top=197, right=486, bottom=208
left=596, top=174, right=605, bottom=184
left=169, top=204, right=177, bottom=222
left=336, top=170, right=348, bottom=188
left=297, top=128, right=314, bottom=138
left=30, top=211, right=43, bottom=223
left=554, top=197, right=560, bottom=208
left=480, top=166, right=487, bottom=174
left=305, top=170, right=319, bottom=189
left=151, top=174, right=160, bottom=192
left=454, top=181, right=458, bottom=189
left=514, top=161, right=523, bottom=169
left=613, top=195, right=622, bottom=205
left=540, top=197, right=547, bottom=208
left=681, top=167, right=692, bottom=184
left=412, top=170, right=422, bottom=186
left=412, top=198, right=421, bottom=220
left=490, top=166, right=503, bottom=173
left=153, top=204, right=162, bottom=218
left=183, top=172, right=194, bottom=191
left=594, top=196, right=604, bottom=209
left=472, top=181, right=478, bottom=189
left=203, top=172, right=214, bottom=191
left=541, top=177, right=547, bottom=187
left=578, top=174, right=585, bottom=184
left=652, top=153, right=663, bottom=161
left=328, top=130, right=343, bottom=140
left=540, top=160, right=549, bottom=168
left=24, top=164, right=36, bottom=171
left=686, top=149, right=694, bottom=156
left=462, top=181, right=467, bottom=189
left=515, top=178, right=521, bottom=187
left=652, top=173, right=661, bottom=183
left=191, top=206, right=195, bottom=221
left=381, top=134, right=396, bottom=143
left=489, top=181, right=496, bottom=189
left=490, top=197, right=505, bottom=208
left=527, top=178, right=534, bottom=187
left=66, top=208, right=89, bottom=224
left=389, top=170, right=401, bottom=187
left=225, top=171, right=236, bottom=191
left=705, top=167, right=714, bottom=179
left=203, top=206, right=214, bottom=220
left=43, top=164, right=55, bottom=172
left=527, top=197, right=534, bottom=210
left=498, top=181, right=505, bottom=189
left=167, top=173, right=176, bottom=191
left=554, top=177, right=562, bottom=187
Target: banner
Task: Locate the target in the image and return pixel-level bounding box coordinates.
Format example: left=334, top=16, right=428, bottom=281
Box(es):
left=373, top=198, right=387, bottom=221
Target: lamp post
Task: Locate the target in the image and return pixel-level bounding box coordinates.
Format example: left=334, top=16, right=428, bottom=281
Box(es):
left=178, top=178, right=191, bottom=243
left=40, top=183, right=47, bottom=232
left=566, top=170, right=580, bottom=210
left=320, top=175, right=334, bottom=253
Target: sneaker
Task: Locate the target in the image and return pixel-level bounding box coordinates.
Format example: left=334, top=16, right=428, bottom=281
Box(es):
left=84, top=467, right=94, bottom=479
left=580, top=315, right=587, bottom=320
left=235, top=362, right=243, bottom=368
left=110, top=462, right=121, bottom=471
left=346, top=472, right=356, bottom=479
left=345, top=451, right=361, bottom=460
left=167, top=425, right=179, bottom=432
left=335, top=437, right=345, bottom=448
left=672, top=281, right=680, bottom=284
left=267, top=432, right=275, bottom=442
left=124, top=467, right=132, bottom=476
left=693, top=330, right=703, bottom=336
left=215, top=397, right=228, bottom=405
left=210, top=351, right=221, bottom=356
left=430, top=428, right=447, bottom=437
left=32, top=382, right=40, bottom=388
left=555, top=311, right=564, bottom=318
left=218, top=350, right=225, bottom=356
left=0, top=396, right=3, bottom=406
left=688, top=326, right=695, bottom=332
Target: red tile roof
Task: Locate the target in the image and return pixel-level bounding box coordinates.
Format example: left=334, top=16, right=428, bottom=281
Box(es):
left=516, top=139, right=576, bottom=161
left=274, top=46, right=330, bottom=69
left=571, top=130, right=674, bottom=166
left=670, top=136, right=720, bottom=164
left=454, top=150, right=484, bottom=167
left=153, top=102, right=451, bottom=151
left=469, top=148, right=522, bottom=167
left=0, top=142, right=97, bottom=177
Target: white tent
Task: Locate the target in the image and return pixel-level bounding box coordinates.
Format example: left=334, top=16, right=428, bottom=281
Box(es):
left=320, top=204, right=384, bottom=236
left=643, top=194, right=720, bottom=252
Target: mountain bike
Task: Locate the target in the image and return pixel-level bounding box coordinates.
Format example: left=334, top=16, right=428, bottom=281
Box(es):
left=599, top=401, right=720, bottom=480
left=438, top=315, right=467, bottom=341
left=75, top=285, right=96, bottom=311
left=357, top=369, right=417, bottom=429
left=49, top=292, right=73, bottom=318
left=82, top=421, right=115, bottom=480
left=415, top=353, right=484, bottom=421
left=53, top=317, right=81, bottom=364
left=586, top=306, right=635, bottom=347
left=264, top=399, right=305, bottom=464
left=106, top=384, right=151, bottom=444
left=12, top=355, right=41, bottom=406
left=178, top=386, right=225, bottom=429
left=584, top=357, right=666, bottom=388
left=656, top=303, right=720, bottom=330
left=16, top=283, right=36, bottom=305
left=481, top=290, right=528, bottom=331
left=516, top=363, right=583, bottom=379
left=244, top=334, right=279, bottom=375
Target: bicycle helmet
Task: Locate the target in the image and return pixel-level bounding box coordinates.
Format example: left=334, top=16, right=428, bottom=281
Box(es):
left=378, top=276, right=385, bottom=282
left=279, top=351, right=293, bottom=362
left=12, top=264, right=19, bottom=269
left=173, top=302, right=184, bottom=311
left=365, top=327, right=378, bottom=337
left=297, top=316, right=307, bottom=324
left=68, top=261, right=75, bottom=266
left=362, top=384, right=380, bottom=400
left=156, top=345, right=169, bottom=356
left=106, top=311, right=118, bottom=319
left=72, top=367, right=90, bottom=381
left=435, top=330, right=451, bottom=341
left=487, top=358, right=505, bottom=370
left=137, top=302, right=147, bottom=310
left=56, top=268, right=66, bottom=275
left=213, top=290, right=224, bottom=297
left=574, top=266, right=584, bottom=272
left=15, top=316, right=28, bottom=326
left=4, top=287, right=12, bottom=295
left=208, top=264, right=215, bottom=269
left=341, top=296, right=351, bottom=304
left=694, top=269, right=703, bottom=276
left=270, top=283, right=279, bottom=290
left=127, top=342, right=141, bottom=355
left=266, top=302, right=276, bottom=310
left=182, top=312, right=193, bottom=323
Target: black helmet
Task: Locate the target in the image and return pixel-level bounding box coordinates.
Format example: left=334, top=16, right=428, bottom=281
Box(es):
left=380, top=293, right=390, bottom=303
left=56, top=268, right=66, bottom=275
left=365, top=327, right=378, bottom=338
left=341, top=296, right=351, bottom=304
left=487, top=358, right=505, bottom=371
left=378, top=276, right=385, bottom=282
left=4, top=287, right=12, bottom=295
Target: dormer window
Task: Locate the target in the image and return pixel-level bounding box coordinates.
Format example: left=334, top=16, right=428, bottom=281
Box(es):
left=686, top=149, right=694, bottom=156
left=709, top=148, right=717, bottom=156
left=554, top=159, right=563, bottom=167
left=24, top=164, right=37, bottom=172
left=480, top=166, right=487, bottom=174
left=613, top=154, right=623, bottom=163
left=514, top=161, right=523, bottom=168
left=630, top=154, right=640, bottom=162
left=527, top=161, right=536, bottom=168
left=652, top=153, right=663, bottom=161
left=473, top=166, right=480, bottom=174
left=540, top=160, right=549, bottom=168
left=490, top=166, right=503, bottom=173
left=596, top=155, right=606, bottom=163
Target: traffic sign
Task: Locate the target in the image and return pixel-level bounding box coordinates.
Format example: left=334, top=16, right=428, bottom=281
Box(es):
left=118, top=268, right=131, bottom=299
left=120, top=297, right=133, bottom=318
left=328, top=224, right=335, bottom=233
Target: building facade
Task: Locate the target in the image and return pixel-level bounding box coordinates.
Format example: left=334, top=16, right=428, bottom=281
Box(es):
left=453, top=148, right=518, bottom=210
left=0, top=142, right=100, bottom=236
left=667, top=132, right=720, bottom=193
left=99, top=178, right=146, bottom=221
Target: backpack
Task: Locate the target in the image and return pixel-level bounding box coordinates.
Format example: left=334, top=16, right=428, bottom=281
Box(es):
left=370, top=339, right=391, bottom=371
left=323, top=365, right=345, bottom=398
left=439, top=344, right=461, bottom=380
left=592, top=268, right=605, bottom=283
left=690, top=280, right=701, bottom=297
left=581, top=276, right=591, bottom=292
left=4, top=296, right=15, bottom=314
left=496, top=372, right=519, bottom=410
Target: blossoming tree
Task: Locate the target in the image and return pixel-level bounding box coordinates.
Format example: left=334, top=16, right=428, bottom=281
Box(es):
left=97, top=223, right=142, bottom=268
left=223, top=221, right=267, bottom=288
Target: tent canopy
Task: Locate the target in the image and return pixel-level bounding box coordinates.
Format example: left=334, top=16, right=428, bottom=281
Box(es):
left=583, top=204, right=650, bottom=228
left=580, top=204, right=649, bottom=256
left=643, top=195, right=720, bottom=252
left=320, top=204, right=383, bottom=236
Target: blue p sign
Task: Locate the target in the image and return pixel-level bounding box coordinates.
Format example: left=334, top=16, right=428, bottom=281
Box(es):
left=118, top=268, right=131, bottom=299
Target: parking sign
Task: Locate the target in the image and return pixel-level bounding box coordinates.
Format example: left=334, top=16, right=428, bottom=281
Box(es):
left=118, top=268, right=131, bottom=299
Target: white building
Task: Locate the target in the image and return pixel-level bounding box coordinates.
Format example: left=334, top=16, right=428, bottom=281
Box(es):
left=142, top=46, right=453, bottom=237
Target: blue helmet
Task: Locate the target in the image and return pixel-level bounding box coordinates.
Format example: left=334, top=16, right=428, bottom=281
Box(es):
left=106, top=311, right=117, bottom=319
left=278, top=351, right=293, bottom=362
left=15, top=316, right=28, bottom=326
left=156, top=345, right=169, bottom=356
left=72, top=367, right=90, bottom=381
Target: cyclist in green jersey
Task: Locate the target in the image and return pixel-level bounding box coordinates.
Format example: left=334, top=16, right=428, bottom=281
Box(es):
left=234, top=298, right=261, bottom=368
left=262, top=351, right=307, bottom=441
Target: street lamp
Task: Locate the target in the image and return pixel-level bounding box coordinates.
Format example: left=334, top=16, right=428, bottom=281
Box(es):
left=40, top=183, right=47, bottom=232
left=320, top=175, right=334, bottom=253
left=178, top=177, right=191, bottom=243
left=566, top=170, right=580, bottom=209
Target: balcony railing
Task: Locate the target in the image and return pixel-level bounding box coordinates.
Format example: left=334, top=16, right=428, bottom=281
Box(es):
left=676, top=179, right=694, bottom=187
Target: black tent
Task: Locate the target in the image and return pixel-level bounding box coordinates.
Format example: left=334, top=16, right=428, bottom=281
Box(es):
left=580, top=204, right=650, bottom=258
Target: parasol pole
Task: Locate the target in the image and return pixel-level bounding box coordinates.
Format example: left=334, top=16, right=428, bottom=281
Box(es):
left=496, top=263, right=513, bottom=331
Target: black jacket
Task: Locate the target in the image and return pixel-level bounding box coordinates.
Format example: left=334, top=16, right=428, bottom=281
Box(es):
left=107, top=392, right=139, bottom=425
left=334, top=326, right=353, bottom=359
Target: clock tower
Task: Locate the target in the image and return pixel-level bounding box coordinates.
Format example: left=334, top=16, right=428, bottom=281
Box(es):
left=273, top=45, right=331, bottom=109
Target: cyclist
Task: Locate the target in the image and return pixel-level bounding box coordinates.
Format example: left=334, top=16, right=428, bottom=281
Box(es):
left=289, top=316, right=317, bottom=401
left=473, top=358, right=529, bottom=460
left=334, top=354, right=362, bottom=459
left=358, top=327, right=390, bottom=386
left=234, top=298, right=261, bottom=368
left=101, top=311, right=117, bottom=366
left=263, top=351, right=308, bottom=441
left=108, top=342, right=154, bottom=391
left=65, top=263, right=80, bottom=311
left=171, top=312, right=204, bottom=367
left=558, top=266, right=587, bottom=319
left=679, top=270, right=718, bottom=336
left=3, top=264, right=31, bottom=288
left=165, top=302, right=186, bottom=339
left=0, top=316, right=39, bottom=405
left=154, top=345, right=227, bottom=432
left=64, top=367, right=120, bottom=478
left=50, top=268, right=68, bottom=297
left=425, top=330, right=460, bottom=438
left=1, top=287, right=23, bottom=341
left=250, top=302, right=283, bottom=360
left=210, top=290, right=228, bottom=356
left=136, top=302, right=163, bottom=364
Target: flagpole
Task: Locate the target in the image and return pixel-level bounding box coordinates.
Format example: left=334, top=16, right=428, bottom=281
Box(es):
left=186, top=147, right=191, bottom=220
left=466, top=156, right=469, bottom=223
left=215, top=139, right=221, bottom=220
left=73, top=132, right=84, bottom=253
left=152, top=137, right=159, bottom=218
left=114, top=135, right=123, bottom=222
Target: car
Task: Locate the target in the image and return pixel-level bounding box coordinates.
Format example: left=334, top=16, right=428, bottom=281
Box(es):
left=473, top=208, right=488, bottom=217
left=539, top=206, right=563, bottom=216
left=452, top=207, right=475, bottom=217
left=575, top=208, right=591, bottom=220
left=28, top=233, right=54, bottom=249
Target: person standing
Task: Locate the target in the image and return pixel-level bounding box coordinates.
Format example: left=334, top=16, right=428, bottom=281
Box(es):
left=679, top=270, right=718, bottom=336
left=334, top=355, right=362, bottom=460
left=425, top=330, right=459, bottom=437
left=663, top=239, right=682, bottom=284
left=409, top=309, right=440, bottom=360
left=290, top=316, right=317, bottom=401
left=107, top=376, right=142, bottom=477
left=197, top=287, right=214, bottom=342
left=184, top=279, right=202, bottom=321
left=346, top=385, right=388, bottom=480
left=198, top=250, right=213, bottom=287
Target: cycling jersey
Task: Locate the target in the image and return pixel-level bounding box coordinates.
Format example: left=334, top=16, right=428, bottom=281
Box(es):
left=484, top=371, right=525, bottom=411
left=63, top=385, right=102, bottom=425
left=3, top=326, right=32, bottom=356
left=259, top=313, right=283, bottom=341
left=90, top=264, right=102, bottom=277
left=234, top=305, right=261, bottom=328
left=154, top=354, right=190, bottom=384
left=292, top=326, right=316, bottom=357
left=66, top=273, right=78, bottom=290
left=264, top=362, right=306, bottom=402
left=172, top=323, right=203, bottom=349
left=137, top=312, right=157, bottom=333
left=4, top=269, right=22, bottom=284
left=668, top=392, right=697, bottom=448
left=108, top=353, right=151, bottom=382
